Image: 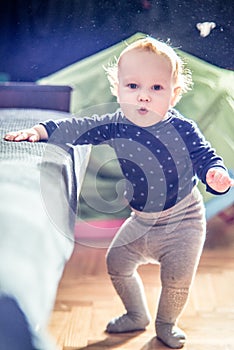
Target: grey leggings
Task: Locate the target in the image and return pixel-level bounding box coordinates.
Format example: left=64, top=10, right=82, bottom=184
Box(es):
left=106, top=187, right=206, bottom=326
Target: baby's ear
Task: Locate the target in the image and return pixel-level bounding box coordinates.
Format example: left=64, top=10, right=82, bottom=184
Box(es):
left=171, top=86, right=182, bottom=106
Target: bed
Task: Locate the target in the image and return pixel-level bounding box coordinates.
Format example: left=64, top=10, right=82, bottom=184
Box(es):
left=0, top=102, right=91, bottom=350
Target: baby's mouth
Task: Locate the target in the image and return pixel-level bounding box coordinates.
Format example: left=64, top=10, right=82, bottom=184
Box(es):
left=138, top=107, right=149, bottom=115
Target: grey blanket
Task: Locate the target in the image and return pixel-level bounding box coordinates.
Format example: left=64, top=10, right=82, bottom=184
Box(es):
left=0, top=109, right=90, bottom=349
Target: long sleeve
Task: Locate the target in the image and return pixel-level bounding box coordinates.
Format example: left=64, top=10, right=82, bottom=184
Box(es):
left=40, top=113, right=116, bottom=146
left=174, top=117, right=228, bottom=195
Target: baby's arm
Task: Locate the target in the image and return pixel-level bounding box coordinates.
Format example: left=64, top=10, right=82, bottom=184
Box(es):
left=206, top=167, right=234, bottom=193
left=4, top=124, right=48, bottom=142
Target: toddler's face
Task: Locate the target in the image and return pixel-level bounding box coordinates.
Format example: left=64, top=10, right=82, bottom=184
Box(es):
left=117, top=49, right=180, bottom=127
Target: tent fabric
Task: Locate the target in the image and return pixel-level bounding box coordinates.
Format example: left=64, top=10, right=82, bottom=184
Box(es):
left=38, top=33, right=234, bottom=220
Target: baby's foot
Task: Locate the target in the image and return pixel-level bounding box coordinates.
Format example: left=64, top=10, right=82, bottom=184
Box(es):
left=156, top=323, right=186, bottom=349
left=106, top=312, right=150, bottom=333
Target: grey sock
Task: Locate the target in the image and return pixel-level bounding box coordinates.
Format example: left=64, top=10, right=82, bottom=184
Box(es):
left=106, top=312, right=150, bottom=333
left=156, top=322, right=186, bottom=349
left=156, top=287, right=188, bottom=348
left=106, top=272, right=151, bottom=333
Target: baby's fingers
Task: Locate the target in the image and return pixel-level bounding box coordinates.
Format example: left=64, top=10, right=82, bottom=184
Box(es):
left=220, top=175, right=234, bottom=188
left=221, top=175, right=234, bottom=187
left=4, top=130, right=33, bottom=142
left=15, top=131, right=31, bottom=141
left=4, top=131, right=24, bottom=141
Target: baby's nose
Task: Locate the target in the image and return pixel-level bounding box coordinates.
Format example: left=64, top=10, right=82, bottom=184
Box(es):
left=138, top=92, right=150, bottom=102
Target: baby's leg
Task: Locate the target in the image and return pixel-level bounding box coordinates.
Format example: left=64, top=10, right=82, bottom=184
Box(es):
left=156, top=212, right=206, bottom=348
left=106, top=217, right=151, bottom=333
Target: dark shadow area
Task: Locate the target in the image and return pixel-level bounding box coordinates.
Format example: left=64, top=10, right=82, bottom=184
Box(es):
left=0, top=296, right=35, bottom=350
left=140, top=336, right=167, bottom=349
left=78, top=330, right=145, bottom=349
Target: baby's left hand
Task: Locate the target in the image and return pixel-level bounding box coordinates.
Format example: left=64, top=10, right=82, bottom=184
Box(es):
left=206, top=168, right=234, bottom=193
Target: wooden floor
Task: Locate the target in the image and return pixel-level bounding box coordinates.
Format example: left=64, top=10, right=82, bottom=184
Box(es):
left=49, top=214, right=234, bottom=350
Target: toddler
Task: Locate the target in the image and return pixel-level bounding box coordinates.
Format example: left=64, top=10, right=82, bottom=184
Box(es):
left=5, top=37, right=234, bottom=349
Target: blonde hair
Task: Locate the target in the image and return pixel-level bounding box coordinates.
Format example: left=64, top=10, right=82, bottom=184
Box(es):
left=105, top=37, right=193, bottom=104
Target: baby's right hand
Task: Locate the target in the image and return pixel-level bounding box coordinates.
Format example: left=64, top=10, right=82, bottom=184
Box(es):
left=4, top=125, right=48, bottom=142
left=4, top=128, right=41, bottom=142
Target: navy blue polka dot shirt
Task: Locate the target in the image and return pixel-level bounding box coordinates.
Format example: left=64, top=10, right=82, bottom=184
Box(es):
left=41, top=108, right=227, bottom=212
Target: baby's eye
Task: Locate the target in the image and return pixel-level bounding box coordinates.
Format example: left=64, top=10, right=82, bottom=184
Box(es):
left=152, top=84, right=163, bottom=91
left=127, top=83, right=138, bottom=89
